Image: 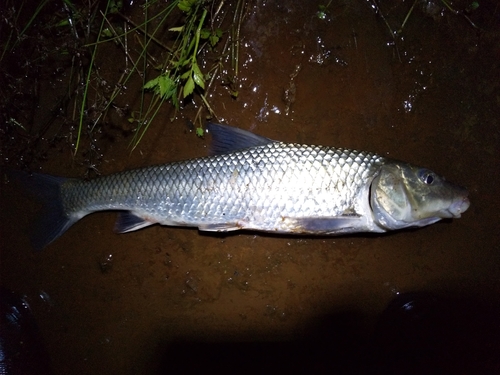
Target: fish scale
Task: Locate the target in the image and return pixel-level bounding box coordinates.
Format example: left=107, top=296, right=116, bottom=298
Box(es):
left=11, top=123, right=469, bottom=250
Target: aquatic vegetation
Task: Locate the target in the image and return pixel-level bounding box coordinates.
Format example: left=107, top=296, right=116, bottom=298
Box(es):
left=0, top=0, right=247, bottom=166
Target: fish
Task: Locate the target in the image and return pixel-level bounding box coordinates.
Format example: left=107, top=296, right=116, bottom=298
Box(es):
left=10, top=123, right=470, bottom=250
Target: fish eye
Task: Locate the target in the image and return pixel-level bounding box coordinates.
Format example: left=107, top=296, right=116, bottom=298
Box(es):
left=418, top=169, right=436, bottom=185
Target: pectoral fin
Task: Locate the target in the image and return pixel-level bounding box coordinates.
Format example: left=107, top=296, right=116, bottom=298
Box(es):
left=290, top=216, right=363, bottom=233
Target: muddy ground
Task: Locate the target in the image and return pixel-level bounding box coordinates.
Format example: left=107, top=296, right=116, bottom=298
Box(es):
left=1, top=0, right=500, bottom=374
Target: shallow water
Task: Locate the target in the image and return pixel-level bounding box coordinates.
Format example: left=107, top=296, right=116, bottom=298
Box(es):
left=1, top=0, right=500, bottom=373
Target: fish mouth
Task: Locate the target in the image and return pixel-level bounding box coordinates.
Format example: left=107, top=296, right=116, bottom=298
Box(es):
left=446, top=195, right=470, bottom=218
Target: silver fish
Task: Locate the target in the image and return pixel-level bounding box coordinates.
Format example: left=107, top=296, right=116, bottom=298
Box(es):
left=12, top=123, right=470, bottom=250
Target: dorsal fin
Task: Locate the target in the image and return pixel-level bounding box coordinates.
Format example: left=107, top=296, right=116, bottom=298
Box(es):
left=206, top=123, right=276, bottom=155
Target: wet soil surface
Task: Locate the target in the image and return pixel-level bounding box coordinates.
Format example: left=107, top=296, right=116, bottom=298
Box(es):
left=1, top=0, right=500, bottom=374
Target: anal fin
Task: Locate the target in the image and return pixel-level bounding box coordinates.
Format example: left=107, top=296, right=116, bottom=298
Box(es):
left=115, top=211, right=156, bottom=233
left=198, top=223, right=242, bottom=232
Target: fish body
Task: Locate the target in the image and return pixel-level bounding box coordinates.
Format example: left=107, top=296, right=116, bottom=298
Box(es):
left=12, top=123, right=470, bottom=250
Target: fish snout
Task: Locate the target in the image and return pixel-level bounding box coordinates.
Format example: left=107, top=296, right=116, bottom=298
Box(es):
left=449, top=194, right=470, bottom=218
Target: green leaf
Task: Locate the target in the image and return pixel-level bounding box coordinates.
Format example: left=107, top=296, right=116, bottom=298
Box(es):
left=178, top=0, right=198, bottom=13
left=209, top=34, right=219, bottom=47
left=144, top=74, right=177, bottom=100
left=200, top=29, right=210, bottom=39
left=178, top=2, right=190, bottom=12
left=143, top=77, right=159, bottom=90
left=183, top=76, right=195, bottom=98
left=192, top=63, right=201, bottom=76
left=193, top=72, right=205, bottom=89
left=169, top=26, right=184, bottom=32
left=109, top=0, right=123, bottom=14
left=101, top=28, right=113, bottom=39
left=158, top=75, right=171, bottom=97
left=196, top=127, right=204, bottom=137
left=192, top=63, right=205, bottom=89
left=56, top=19, right=70, bottom=27
left=317, top=4, right=328, bottom=20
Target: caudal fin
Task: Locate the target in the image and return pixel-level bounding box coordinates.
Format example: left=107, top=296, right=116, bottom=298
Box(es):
left=8, top=171, right=78, bottom=251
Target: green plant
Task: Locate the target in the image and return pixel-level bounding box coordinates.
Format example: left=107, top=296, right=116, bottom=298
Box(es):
left=0, top=0, right=246, bottom=166
left=0, top=0, right=51, bottom=62
left=136, top=1, right=211, bottom=148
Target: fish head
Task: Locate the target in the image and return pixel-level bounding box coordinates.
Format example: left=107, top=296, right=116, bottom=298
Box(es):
left=370, top=161, right=470, bottom=230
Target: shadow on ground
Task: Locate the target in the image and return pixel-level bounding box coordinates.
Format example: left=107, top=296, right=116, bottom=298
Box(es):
left=153, top=292, right=500, bottom=375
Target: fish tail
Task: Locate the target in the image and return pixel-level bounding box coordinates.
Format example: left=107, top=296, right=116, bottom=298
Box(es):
left=9, top=170, right=78, bottom=251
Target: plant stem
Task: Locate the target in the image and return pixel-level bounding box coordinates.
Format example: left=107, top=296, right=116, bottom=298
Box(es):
left=398, top=0, right=418, bottom=34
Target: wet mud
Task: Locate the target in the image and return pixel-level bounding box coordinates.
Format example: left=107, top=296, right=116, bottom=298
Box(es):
left=1, top=0, right=500, bottom=374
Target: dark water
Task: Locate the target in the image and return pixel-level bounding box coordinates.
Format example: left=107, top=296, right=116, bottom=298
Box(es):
left=1, top=0, right=499, bottom=374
